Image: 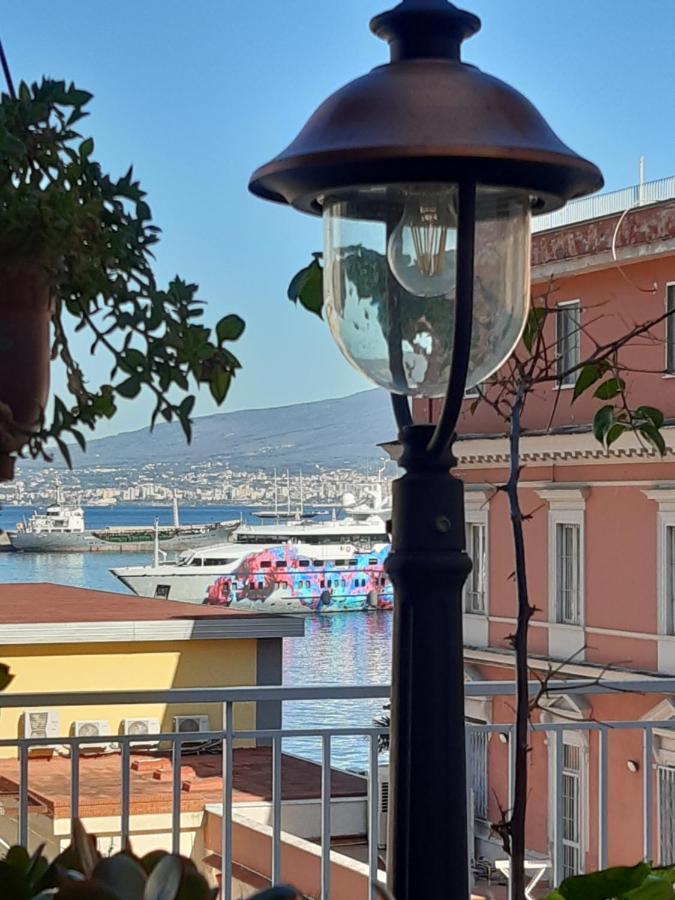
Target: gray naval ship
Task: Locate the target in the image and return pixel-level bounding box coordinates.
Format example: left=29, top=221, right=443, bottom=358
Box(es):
left=8, top=494, right=239, bottom=553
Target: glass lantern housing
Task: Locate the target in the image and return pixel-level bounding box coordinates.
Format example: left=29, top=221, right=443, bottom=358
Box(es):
left=323, top=183, right=532, bottom=397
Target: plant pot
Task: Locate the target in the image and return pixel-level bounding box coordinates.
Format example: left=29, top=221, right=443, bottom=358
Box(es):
left=0, top=262, right=52, bottom=481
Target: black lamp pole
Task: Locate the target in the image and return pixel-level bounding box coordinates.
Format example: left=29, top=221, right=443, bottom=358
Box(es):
left=249, top=3, right=603, bottom=897
left=385, top=180, right=476, bottom=898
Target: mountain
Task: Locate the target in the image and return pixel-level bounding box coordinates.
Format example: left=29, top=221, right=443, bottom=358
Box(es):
left=46, top=389, right=396, bottom=471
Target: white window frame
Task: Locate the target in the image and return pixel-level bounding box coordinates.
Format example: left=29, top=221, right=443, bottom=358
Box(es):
left=463, top=491, right=491, bottom=648
left=537, top=489, right=587, bottom=661
left=555, top=521, right=582, bottom=626
left=544, top=702, right=589, bottom=878
left=643, top=490, right=675, bottom=638
left=666, top=283, right=675, bottom=376
left=641, top=699, right=675, bottom=864
left=464, top=665, right=491, bottom=835
left=465, top=519, right=488, bottom=616
left=556, top=300, right=581, bottom=388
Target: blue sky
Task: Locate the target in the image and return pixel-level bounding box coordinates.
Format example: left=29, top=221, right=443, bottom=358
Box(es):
left=5, top=0, right=674, bottom=437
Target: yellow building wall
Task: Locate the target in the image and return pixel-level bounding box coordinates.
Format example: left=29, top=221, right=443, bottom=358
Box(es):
left=0, top=639, right=258, bottom=756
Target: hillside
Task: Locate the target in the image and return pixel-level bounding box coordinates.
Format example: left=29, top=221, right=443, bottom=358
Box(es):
left=46, top=389, right=395, bottom=471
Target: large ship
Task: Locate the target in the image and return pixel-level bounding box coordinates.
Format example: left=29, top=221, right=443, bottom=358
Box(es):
left=8, top=495, right=239, bottom=553
left=112, top=539, right=392, bottom=612
left=111, top=497, right=392, bottom=610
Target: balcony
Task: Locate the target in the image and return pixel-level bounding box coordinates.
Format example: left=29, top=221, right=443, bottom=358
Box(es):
left=1, top=679, right=675, bottom=898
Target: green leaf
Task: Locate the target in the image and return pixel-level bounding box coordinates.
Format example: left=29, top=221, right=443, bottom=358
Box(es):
left=555, top=862, right=651, bottom=900
left=636, top=406, right=665, bottom=429
left=71, top=818, right=100, bottom=877
left=216, top=314, right=245, bottom=343
left=606, top=422, right=626, bottom=448
left=640, top=422, right=667, bottom=456
left=5, top=846, right=30, bottom=874
left=593, top=377, right=625, bottom=401
left=0, top=860, right=31, bottom=900
left=55, top=438, right=72, bottom=469
left=80, top=137, right=94, bottom=159
left=622, top=875, right=675, bottom=900
left=287, top=256, right=323, bottom=318
left=93, top=855, right=147, bottom=900
left=116, top=377, right=141, bottom=399
left=592, top=405, right=614, bottom=444
left=144, top=854, right=182, bottom=900
left=572, top=363, right=602, bottom=402
left=0, top=663, right=14, bottom=692
left=209, top=369, right=231, bottom=404
left=522, top=306, right=547, bottom=353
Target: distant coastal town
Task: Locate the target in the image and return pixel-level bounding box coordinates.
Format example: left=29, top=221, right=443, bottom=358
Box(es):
left=0, top=460, right=395, bottom=510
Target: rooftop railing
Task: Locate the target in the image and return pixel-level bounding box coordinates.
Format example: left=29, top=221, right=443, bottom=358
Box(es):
left=532, top=175, right=675, bottom=233
left=2, top=679, right=675, bottom=899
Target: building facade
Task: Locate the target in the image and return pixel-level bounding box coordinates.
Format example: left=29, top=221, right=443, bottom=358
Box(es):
left=415, top=177, right=675, bottom=874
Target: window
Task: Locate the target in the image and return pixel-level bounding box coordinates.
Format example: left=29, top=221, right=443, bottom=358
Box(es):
left=274, top=561, right=286, bottom=569
left=556, top=301, right=581, bottom=386
left=556, top=523, right=581, bottom=625
left=562, top=742, right=583, bottom=877
left=659, top=766, right=675, bottom=864
left=668, top=526, right=675, bottom=634
left=467, top=721, right=488, bottom=821
left=465, top=522, right=487, bottom=614
left=667, top=284, right=675, bottom=374
left=298, top=559, right=310, bottom=568
left=260, top=561, right=271, bottom=569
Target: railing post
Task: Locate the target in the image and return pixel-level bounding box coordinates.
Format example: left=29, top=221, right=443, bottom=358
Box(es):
left=222, top=702, right=234, bottom=900
left=552, top=730, right=564, bottom=886
left=172, top=739, right=182, bottom=855
left=18, top=744, right=28, bottom=847
left=272, top=735, right=282, bottom=884
left=321, top=735, right=332, bottom=900
left=368, top=734, right=380, bottom=899
left=644, top=728, right=654, bottom=861
left=70, top=742, right=80, bottom=837
left=597, top=727, right=608, bottom=870
left=121, top=741, right=131, bottom=848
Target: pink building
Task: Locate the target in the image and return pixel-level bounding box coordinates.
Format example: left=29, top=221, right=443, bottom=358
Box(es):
left=415, top=177, right=675, bottom=876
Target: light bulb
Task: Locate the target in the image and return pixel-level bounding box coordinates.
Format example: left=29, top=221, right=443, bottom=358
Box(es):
left=322, top=185, right=531, bottom=397
left=386, top=189, right=458, bottom=297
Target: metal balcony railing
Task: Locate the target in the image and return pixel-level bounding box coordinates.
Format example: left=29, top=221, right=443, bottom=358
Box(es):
left=532, top=175, right=675, bottom=233
left=2, top=679, right=675, bottom=899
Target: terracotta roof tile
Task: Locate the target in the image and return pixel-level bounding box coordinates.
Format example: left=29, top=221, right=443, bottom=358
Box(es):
left=0, top=583, right=258, bottom=624
left=0, top=749, right=366, bottom=819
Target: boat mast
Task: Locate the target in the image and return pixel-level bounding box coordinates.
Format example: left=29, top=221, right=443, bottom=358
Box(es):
left=153, top=518, right=160, bottom=568
left=286, top=470, right=291, bottom=517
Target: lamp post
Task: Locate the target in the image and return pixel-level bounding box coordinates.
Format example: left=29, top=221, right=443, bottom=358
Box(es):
left=250, top=2, right=603, bottom=897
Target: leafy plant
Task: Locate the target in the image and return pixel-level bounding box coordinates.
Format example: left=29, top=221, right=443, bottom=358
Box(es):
left=0, top=820, right=298, bottom=899
left=547, top=861, right=675, bottom=900
left=0, top=78, right=245, bottom=464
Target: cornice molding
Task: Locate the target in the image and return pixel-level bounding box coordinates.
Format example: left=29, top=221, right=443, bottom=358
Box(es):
left=455, top=427, right=675, bottom=469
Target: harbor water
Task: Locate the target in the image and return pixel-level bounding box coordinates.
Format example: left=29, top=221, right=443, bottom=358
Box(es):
left=0, top=505, right=392, bottom=770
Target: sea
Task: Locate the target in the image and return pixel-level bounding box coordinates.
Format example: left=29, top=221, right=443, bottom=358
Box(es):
left=0, top=504, right=392, bottom=771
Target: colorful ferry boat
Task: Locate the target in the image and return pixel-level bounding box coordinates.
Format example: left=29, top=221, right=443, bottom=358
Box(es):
left=205, top=543, right=393, bottom=612
left=112, top=539, right=393, bottom=611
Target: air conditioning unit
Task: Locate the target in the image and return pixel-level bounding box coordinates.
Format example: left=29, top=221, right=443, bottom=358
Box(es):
left=22, top=710, right=59, bottom=747
left=73, top=720, right=111, bottom=753
left=121, top=717, right=160, bottom=748
left=368, top=764, right=389, bottom=850
left=173, top=715, right=210, bottom=745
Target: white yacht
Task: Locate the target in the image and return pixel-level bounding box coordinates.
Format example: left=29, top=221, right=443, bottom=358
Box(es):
left=111, top=538, right=393, bottom=611
left=111, top=491, right=392, bottom=609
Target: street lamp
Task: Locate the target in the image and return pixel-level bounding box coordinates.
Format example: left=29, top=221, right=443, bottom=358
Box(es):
left=250, top=2, right=603, bottom=897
